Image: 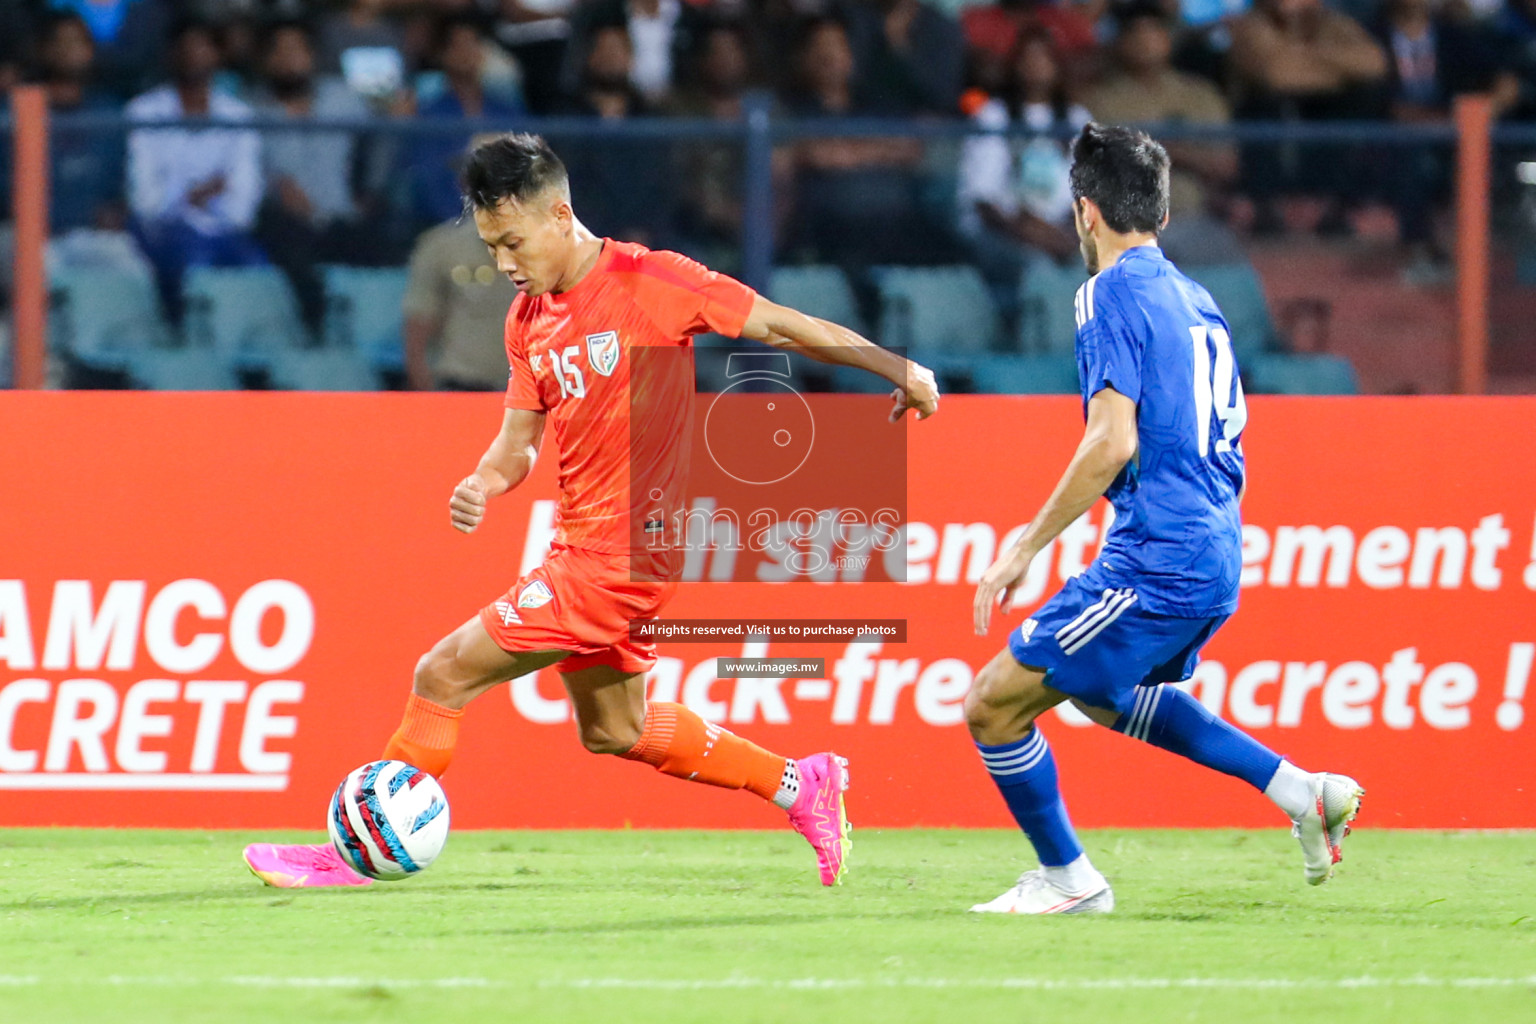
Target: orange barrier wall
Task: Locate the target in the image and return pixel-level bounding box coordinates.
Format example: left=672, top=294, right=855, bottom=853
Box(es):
left=0, top=393, right=1532, bottom=829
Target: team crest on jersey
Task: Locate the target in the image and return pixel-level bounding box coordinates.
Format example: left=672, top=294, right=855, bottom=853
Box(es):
left=517, top=580, right=554, bottom=609
left=493, top=601, right=521, bottom=626
left=586, top=331, right=620, bottom=377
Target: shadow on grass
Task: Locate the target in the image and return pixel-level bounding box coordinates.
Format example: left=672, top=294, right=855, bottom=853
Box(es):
left=0, top=884, right=352, bottom=912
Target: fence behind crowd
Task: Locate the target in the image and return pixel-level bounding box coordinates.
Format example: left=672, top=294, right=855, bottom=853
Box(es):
left=5, top=91, right=1533, bottom=395
left=0, top=392, right=1532, bottom=830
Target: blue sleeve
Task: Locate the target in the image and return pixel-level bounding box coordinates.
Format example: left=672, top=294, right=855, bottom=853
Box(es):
left=1075, top=287, right=1144, bottom=404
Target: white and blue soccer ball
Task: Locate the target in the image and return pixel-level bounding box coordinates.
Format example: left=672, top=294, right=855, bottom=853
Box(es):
left=327, top=759, right=450, bottom=881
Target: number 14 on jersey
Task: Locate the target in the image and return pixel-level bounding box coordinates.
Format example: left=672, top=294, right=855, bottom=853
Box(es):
left=1190, top=325, right=1247, bottom=458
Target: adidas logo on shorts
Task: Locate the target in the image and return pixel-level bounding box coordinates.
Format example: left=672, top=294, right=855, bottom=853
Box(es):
left=493, top=600, right=521, bottom=626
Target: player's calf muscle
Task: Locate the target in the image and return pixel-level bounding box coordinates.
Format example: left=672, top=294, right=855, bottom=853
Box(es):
left=574, top=716, right=642, bottom=755
left=564, top=666, right=646, bottom=754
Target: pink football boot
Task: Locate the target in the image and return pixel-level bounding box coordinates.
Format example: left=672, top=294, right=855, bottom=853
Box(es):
left=786, top=753, right=852, bottom=886
left=243, top=843, right=373, bottom=888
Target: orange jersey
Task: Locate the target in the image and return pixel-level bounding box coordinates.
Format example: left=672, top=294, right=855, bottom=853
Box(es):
left=504, top=239, right=757, bottom=558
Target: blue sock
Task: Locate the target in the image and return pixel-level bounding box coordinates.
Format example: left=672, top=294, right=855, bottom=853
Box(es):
left=976, top=728, right=1084, bottom=867
left=1117, top=684, right=1281, bottom=790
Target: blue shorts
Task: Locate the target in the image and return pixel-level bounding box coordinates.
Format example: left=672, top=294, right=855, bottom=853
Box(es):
left=1007, top=571, right=1228, bottom=718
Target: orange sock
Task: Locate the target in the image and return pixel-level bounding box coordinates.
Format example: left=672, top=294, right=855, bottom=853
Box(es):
left=620, top=702, right=789, bottom=804
left=381, top=691, right=464, bottom=778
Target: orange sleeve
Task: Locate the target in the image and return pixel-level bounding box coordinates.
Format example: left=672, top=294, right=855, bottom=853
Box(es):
left=637, top=250, right=758, bottom=341
left=502, top=305, right=544, bottom=411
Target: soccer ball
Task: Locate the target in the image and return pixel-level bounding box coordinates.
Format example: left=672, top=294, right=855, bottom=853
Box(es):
left=327, top=759, right=450, bottom=881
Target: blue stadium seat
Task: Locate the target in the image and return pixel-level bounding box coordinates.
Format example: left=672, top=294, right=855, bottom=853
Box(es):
left=975, top=352, right=1080, bottom=395
left=267, top=346, right=380, bottom=391
left=1181, top=262, right=1277, bottom=361
left=49, top=266, right=171, bottom=373
left=769, top=265, right=867, bottom=338
left=922, top=352, right=1080, bottom=395
left=321, top=265, right=410, bottom=375
left=1246, top=352, right=1359, bottom=395
left=871, top=264, right=1001, bottom=353
left=1016, top=259, right=1087, bottom=354
left=127, top=347, right=239, bottom=390
left=183, top=266, right=309, bottom=372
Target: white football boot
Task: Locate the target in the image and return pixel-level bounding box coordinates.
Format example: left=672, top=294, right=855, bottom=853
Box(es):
left=1291, top=772, right=1365, bottom=885
left=969, top=869, right=1114, bottom=915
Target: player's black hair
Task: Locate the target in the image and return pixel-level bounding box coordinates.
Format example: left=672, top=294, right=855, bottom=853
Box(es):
left=1068, top=122, right=1170, bottom=235
left=462, top=133, right=570, bottom=213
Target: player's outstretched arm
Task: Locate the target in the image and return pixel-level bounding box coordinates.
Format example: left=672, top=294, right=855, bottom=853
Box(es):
left=449, top=408, right=546, bottom=534
left=973, top=387, right=1138, bottom=634
left=738, top=295, right=939, bottom=422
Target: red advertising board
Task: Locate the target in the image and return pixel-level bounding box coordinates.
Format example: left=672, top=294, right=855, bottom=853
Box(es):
left=0, top=393, right=1531, bottom=830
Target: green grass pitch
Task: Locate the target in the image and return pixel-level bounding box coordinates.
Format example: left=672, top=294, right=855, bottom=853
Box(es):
left=0, top=828, right=1532, bottom=1023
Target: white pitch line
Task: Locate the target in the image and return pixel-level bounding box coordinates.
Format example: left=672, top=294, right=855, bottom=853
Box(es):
left=0, top=976, right=1529, bottom=991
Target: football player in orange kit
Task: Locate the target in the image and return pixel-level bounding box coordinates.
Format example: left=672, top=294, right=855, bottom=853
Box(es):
left=243, top=133, right=939, bottom=889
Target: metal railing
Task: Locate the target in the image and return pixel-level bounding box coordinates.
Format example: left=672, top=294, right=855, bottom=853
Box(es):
left=2, top=89, right=1504, bottom=391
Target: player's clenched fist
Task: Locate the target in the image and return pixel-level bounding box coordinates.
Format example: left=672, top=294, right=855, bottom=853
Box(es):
left=450, top=474, right=489, bottom=533
left=890, top=361, right=940, bottom=422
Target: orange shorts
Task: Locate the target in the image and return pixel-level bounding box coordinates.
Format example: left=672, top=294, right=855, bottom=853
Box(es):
left=478, top=543, right=675, bottom=674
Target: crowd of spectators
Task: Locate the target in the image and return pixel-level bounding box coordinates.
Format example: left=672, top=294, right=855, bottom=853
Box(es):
left=2, top=0, right=1534, bottom=371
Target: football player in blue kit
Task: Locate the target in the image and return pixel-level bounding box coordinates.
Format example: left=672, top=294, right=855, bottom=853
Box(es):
left=965, top=123, right=1363, bottom=915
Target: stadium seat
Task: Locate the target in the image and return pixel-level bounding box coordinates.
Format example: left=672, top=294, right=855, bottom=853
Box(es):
left=1016, top=259, right=1087, bottom=354
left=183, top=266, right=309, bottom=372
left=321, top=265, right=410, bottom=375
left=979, top=352, right=1079, bottom=395
left=870, top=264, right=1001, bottom=353
left=49, top=265, right=171, bottom=373
left=1246, top=352, right=1360, bottom=395
left=926, top=352, right=1080, bottom=395
left=127, top=346, right=239, bottom=390
left=1181, top=262, right=1277, bottom=361
left=768, top=265, right=867, bottom=338
left=267, top=346, right=380, bottom=391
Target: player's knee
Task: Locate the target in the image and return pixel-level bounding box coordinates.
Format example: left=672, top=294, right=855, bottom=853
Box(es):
left=964, top=664, right=1008, bottom=737
left=577, top=720, right=641, bottom=756
left=965, top=659, right=1045, bottom=740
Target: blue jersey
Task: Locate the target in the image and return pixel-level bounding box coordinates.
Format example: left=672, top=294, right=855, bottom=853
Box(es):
left=1073, top=245, right=1246, bottom=618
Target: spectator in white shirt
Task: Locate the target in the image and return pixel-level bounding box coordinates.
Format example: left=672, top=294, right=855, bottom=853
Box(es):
left=568, top=0, right=699, bottom=105
left=127, top=18, right=266, bottom=318
left=956, top=27, right=1091, bottom=330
